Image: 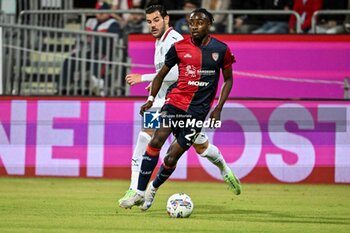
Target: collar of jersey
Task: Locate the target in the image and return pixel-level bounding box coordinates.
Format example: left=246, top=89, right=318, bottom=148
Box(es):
left=161, top=27, right=173, bottom=42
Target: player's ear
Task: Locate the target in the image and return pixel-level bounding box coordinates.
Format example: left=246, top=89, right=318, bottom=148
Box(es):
left=164, top=15, right=170, bottom=24
left=207, top=18, right=213, bottom=26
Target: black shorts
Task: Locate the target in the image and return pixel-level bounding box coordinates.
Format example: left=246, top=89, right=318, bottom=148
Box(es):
left=161, top=104, right=205, bottom=150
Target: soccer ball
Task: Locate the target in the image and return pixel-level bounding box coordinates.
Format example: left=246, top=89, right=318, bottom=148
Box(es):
left=166, top=193, right=194, bottom=218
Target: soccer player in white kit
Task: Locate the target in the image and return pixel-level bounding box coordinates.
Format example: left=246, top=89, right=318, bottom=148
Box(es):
left=118, top=4, right=241, bottom=206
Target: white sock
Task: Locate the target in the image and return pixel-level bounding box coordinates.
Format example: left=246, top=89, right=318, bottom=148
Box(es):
left=149, top=182, right=157, bottom=191
left=136, top=190, right=145, bottom=196
left=199, top=144, right=231, bottom=177
left=129, top=131, right=151, bottom=190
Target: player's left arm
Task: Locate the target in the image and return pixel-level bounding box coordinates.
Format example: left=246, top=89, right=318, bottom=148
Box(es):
left=210, top=46, right=235, bottom=122
left=209, top=68, right=233, bottom=122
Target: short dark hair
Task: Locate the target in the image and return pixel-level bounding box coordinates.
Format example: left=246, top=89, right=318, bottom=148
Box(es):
left=145, top=4, right=168, bottom=18
left=191, top=8, right=214, bottom=24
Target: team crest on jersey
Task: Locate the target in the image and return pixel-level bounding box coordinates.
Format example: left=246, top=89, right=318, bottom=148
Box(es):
left=184, top=53, right=192, bottom=58
left=185, top=65, right=197, bottom=77
left=212, top=52, right=219, bottom=61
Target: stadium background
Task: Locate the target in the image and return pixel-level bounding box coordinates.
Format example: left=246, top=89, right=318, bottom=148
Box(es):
left=0, top=1, right=349, bottom=232
left=1, top=1, right=349, bottom=184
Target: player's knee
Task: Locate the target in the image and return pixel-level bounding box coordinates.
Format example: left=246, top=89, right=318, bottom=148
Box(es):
left=193, top=140, right=209, bottom=155
left=163, top=155, right=177, bottom=168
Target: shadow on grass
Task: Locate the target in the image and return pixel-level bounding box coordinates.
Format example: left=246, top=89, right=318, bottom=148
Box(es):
left=142, top=204, right=350, bottom=226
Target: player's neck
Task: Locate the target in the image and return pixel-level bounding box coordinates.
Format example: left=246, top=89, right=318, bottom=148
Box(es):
left=191, top=34, right=210, bottom=47
left=157, top=26, right=171, bottom=41
left=164, top=25, right=170, bottom=32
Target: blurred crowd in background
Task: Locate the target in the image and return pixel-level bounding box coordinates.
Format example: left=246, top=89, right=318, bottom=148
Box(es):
left=1, top=0, right=347, bottom=97
left=97, top=0, right=350, bottom=34
left=13, top=0, right=350, bottom=34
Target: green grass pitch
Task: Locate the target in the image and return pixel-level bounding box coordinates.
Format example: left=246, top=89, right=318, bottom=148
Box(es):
left=0, top=177, right=349, bottom=233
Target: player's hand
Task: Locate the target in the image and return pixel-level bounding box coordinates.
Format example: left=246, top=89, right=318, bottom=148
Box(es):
left=209, top=107, right=222, bottom=128
left=140, top=101, right=153, bottom=115
left=125, top=74, right=142, bottom=86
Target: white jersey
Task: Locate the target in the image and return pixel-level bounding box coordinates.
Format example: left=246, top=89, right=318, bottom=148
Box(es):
left=141, top=27, right=183, bottom=108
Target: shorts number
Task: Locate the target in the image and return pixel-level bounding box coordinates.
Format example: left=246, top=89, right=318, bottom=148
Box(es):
left=185, top=129, right=199, bottom=142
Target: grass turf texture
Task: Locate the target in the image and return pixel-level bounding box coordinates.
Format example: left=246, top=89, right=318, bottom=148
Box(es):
left=0, top=177, right=349, bottom=233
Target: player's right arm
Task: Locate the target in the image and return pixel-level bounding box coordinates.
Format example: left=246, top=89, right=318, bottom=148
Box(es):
left=125, top=73, right=156, bottom=86
left=125, top=68, right=177, bottom=86
left=127, top=35, right=181, bottom=86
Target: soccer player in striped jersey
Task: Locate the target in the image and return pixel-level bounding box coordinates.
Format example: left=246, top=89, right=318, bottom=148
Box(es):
left=118, top=5, right=241, bottom=208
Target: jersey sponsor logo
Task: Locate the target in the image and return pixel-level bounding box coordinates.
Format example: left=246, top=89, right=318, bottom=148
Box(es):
left=185, top=65, right=215, bottom=78
left=198, top=70, right=215, bottom=76
left=187, top=80, right=209, bottom=87
left=212, top=52, right=219, bottom=61
left=184, top=53, right=192, bottom=58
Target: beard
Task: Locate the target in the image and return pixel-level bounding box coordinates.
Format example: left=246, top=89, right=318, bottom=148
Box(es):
left=191, top=33, right=205, bottom=44
left=152, top=24, right=166, bottom=39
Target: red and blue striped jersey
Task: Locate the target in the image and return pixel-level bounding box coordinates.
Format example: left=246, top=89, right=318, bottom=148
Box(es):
left=164, top=37, right=235, bottom=117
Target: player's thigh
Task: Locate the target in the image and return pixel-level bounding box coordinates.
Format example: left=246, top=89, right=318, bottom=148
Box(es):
left=176, top=125, right=202, bottom=151
left=149, top=126, right=172, bottom=148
